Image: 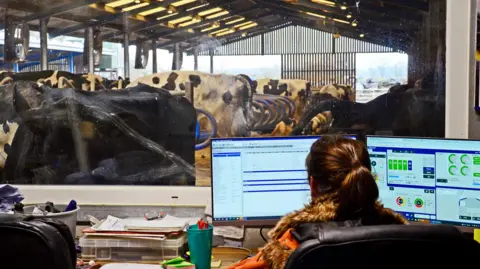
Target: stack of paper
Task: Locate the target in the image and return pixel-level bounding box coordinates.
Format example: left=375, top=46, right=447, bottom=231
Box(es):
left=83, top=215, right=198, bottom=239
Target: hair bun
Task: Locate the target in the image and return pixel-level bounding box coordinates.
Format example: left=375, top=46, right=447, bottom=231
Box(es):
left=339, top=164, right=379, bottom=214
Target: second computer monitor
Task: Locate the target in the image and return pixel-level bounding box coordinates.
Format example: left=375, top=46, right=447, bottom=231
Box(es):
left=211, top=135, right=356, bottom=226
left=367, top=136, right=480, bottom=230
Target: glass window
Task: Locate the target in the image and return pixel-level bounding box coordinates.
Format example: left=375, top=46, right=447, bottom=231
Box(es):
left=0, top=0, right=447, bottom=187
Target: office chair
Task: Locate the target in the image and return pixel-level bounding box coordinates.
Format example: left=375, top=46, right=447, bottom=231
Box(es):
left=284, top=223, right=480, bottom=268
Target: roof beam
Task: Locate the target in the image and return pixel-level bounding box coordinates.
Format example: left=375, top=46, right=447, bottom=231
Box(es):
left=258, top=0, right=411, bottom=43
left=294, top=18, right=408, bottom=51
left=156, top=12, right=274, bottom=48
left=20, top=0, right=106, bottom=23
left=100, top=0, right=235, bottom=40
left=272, top=8, right=410, bottom=50
left=184, top=22, right=294, bottom=53
left=147, top=6, right=258, bottom=40
left=292, top=0, right=420, bottom=27
left=49, top=0, right=185, bottom=38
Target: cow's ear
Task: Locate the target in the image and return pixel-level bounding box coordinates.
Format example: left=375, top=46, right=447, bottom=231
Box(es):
left=13, top=84, right=32, bottom=113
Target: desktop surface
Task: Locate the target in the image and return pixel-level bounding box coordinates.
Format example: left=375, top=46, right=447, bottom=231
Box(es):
left=211, top=135, right=355, bottom=226
left=367, top=136, right=480, bottom=230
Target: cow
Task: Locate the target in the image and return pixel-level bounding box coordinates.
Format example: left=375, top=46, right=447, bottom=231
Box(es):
left=316, top=84, right=355, bottom=101
left=0, top=71, right=129, bottom=91
left=252, top=79, right=311, bottom=123
left=128, top=71, right=253, bottom=138
left=2, top=82, right=197, bottom=185
left=290, top=90, right=444, bottom=138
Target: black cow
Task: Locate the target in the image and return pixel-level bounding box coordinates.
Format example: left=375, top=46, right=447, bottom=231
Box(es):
left=291, top=90, right=445, bottom=138
left=3, top=82, right=197, bottom=185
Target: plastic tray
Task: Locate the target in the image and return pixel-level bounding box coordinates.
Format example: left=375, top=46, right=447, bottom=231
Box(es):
left=79, top=233, right=187, bottom=261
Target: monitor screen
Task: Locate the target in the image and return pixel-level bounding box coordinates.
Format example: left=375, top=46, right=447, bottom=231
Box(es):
left=211, top=135, right=356, bottom=226
left=367, top=136, right=480, bottom=230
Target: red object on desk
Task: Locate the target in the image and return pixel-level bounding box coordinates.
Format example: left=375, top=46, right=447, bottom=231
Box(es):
left=198, top=219, right=209, bottom=229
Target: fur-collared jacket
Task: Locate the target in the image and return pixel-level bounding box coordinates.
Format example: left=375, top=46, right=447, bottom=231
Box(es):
left=228, top=195, right=408, bottom=269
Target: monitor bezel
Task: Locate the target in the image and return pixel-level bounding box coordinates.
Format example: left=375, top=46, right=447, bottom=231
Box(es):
left=366, top=135, right=480, bottom=232
left=210, top=134, right=356, bottom=227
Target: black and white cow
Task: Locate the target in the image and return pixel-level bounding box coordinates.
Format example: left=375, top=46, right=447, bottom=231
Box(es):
left=2, top=82, right=197, bottom=185
left=128, top=71, right=253, bottom=138
left=0, top=71, right=129, bottom=91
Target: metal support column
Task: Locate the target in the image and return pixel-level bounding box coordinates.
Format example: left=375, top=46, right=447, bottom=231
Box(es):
left=40, top=18, right=49, bottom=71
left=173, top=43, right=181, bottom=70
left=209, top=49, right=214, bottom=74
left=445, top=0, right=476, bottom=138
left=68, top=52, right=75, bottom=73
left=152, top=40, right=158, bottom=73
left=122, top=14, right=130, bottom=78
left=86, top=27, right=95, bottom=73
left=194, top=50, right=198, bottom=71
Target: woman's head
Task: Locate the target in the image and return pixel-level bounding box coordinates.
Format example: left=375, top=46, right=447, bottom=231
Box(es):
left=306, top=136, right=379, bottom=215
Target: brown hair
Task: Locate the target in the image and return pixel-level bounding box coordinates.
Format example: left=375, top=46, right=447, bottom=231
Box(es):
left=306, top=136, right=379, bottom=217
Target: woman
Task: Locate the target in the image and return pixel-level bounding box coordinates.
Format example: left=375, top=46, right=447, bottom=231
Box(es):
left=229, top=136, right=407, bottom=269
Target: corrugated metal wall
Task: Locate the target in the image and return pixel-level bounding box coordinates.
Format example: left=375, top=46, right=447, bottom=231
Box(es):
left=282, top=53, right=355, bottom=87
left=201, top=25, right=395, bottom=56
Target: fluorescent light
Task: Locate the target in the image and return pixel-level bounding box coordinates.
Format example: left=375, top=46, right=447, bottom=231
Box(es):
left=187, top=3, right=209, bottom=11
left=238, top=22, right=257, bottom=30
left=225, top=17, right=245, bottom=25
left=106, top=0, right=135, bottom=8
left=306, top=12, right=326, bottom=19
left=233, top=21, right=254, bottom=28
left=210, top=28, right=231, bottom=35
left=206, top=10, right=229, bottom=19
left=179, top=20, right=200, bottom=27
left=216, top=29, right=235, bottom=37
left=122, top=2, right=149, bottom=11
left=138, top=6, right=166, bottom=16
left=169, top=16, right=192, bottom=24
left=157, top=13, right=178, bottom=20
left=201, top=25, right=220, bottom=32
left=333, top=18, right=350, bottom=24
left=172, top=0, right=196, bottom=7
left=311, top=0, right=335, bottom=7
left=199, top=7, right=222, bottom=16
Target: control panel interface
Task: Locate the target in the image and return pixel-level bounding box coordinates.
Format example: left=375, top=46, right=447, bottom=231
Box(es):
left=211, top=136, right=356, bottom=222
left=368, top=136, right=480, bottom=228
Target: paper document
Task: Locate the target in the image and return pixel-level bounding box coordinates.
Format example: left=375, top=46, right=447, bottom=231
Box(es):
left=94, top=215, right=125, bottom=231
left=213, top=226, right=244, bottom=240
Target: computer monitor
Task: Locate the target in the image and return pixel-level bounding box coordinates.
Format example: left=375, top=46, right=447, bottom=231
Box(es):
left=367, top=136, right=480, bottom=231
left=211, top=135, right=356, bottom=226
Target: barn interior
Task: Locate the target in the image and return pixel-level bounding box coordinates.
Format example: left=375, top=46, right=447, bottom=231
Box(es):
left=0, top=1, right=479, bottom=265
left=0, top=0, right=444, bottom=83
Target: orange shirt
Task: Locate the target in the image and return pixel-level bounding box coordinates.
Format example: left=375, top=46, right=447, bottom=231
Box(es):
left=227, top=228, right=299, bottom=269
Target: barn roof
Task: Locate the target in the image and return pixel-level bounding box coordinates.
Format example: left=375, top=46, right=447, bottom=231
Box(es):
left=0, top=0, right=428, bottom=53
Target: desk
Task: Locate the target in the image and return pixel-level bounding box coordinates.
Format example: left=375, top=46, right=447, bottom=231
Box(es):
left=93, top=247, right=252, bottom=269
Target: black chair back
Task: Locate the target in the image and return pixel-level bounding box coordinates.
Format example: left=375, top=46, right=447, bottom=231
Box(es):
left=284, top=224, right=480, bottom=268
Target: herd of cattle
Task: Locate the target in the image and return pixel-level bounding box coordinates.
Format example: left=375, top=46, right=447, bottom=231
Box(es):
left=0, top=70, right=445, bottom=185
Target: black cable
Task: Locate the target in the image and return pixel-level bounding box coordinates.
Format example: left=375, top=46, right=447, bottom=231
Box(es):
left=260, top=226, right=268, bottom=242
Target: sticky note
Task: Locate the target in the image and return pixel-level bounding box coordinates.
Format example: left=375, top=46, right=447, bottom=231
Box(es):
left=474, top=229, right=480, bottom=243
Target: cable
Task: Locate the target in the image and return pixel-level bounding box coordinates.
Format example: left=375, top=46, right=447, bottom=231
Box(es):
left=260, top=226, right=268, bottom=242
